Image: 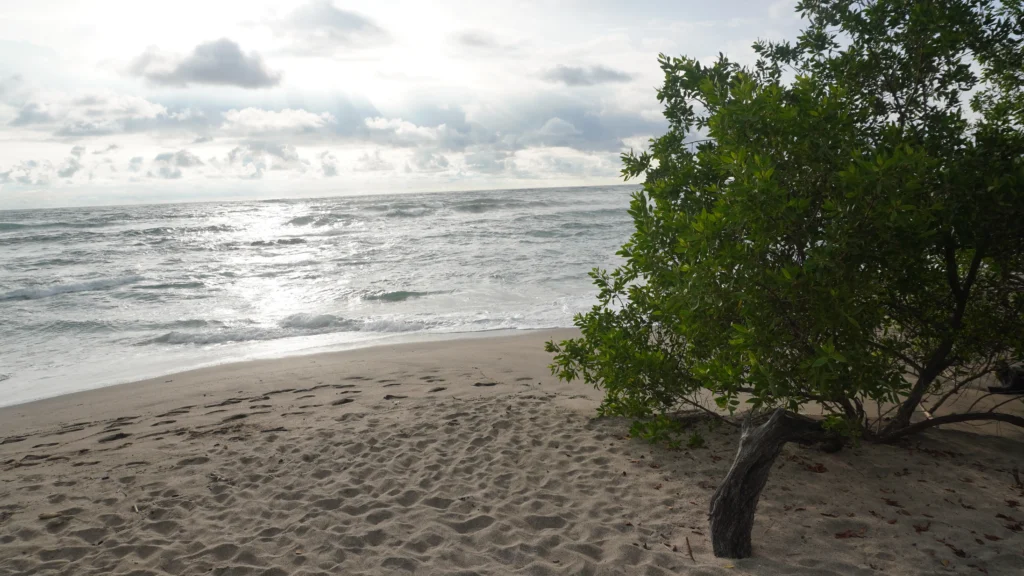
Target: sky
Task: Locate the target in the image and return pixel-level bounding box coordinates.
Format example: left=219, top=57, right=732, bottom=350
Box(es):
left=0, top=0, right=804, bottom=209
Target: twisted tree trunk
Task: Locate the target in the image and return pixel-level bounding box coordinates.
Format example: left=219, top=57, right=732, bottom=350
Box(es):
left=709, top=409, right=823, bottom=558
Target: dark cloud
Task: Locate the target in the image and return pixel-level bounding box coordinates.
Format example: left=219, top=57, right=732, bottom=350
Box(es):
left=192, top=135, right=214, bottom=144
left=275, top=1, right=389, bottom=55
left=70, top=145, right=86, bottom=158
left=129, top=39, right=281, bottom=88
left=128, top=156, right=144, bottom=172
left=541, top=65, right=633, bottom=86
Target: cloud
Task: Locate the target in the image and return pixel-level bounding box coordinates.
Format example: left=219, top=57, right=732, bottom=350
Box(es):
left=9, top=101, right=54, bottom=126
left=192, top=135, right=214, bottom=144
left=0, top=159, right=53, bottom=186
left=273, top=1, right=389, bottom=55
left=464, top=150, right=516, bottom=174
left=128, top=156, right=144, bottom=172
left=7, top=91, right=179, bottom=136
left=222, top=107, right=335, bottom=134
left=541, top=65, right=633, bottom=86
left=363, top=116, right=441, bottom=146
left=219, top=141, right=309, bottom=179
left=150, top=149, right=203, bottom=179
left=129, top=39, right=281, bottom=88
left=58, top=148, right=84, bottom=178
left=354, top=150, right=393, bottom=172
left=407, top=149, right=450, bottom=172
left=451, top=31, right=522, bottom=56
left=92, top=144, right=120, bottom=155
left=319, top=151, right=339, bottom=177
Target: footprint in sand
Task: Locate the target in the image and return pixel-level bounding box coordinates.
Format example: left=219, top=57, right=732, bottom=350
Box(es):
left=97, top=432, right=131, bottom=444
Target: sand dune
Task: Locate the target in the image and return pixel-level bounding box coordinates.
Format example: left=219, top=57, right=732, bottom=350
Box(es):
left=1, top=330, right=1022, bottom=575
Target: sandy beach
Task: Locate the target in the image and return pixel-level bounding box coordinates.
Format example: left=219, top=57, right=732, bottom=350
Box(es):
left=2, top=330, right=1022, bottom=575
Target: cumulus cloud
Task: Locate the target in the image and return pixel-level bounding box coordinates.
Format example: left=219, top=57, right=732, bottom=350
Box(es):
left=57, top=157, right=82, bottom=178
left=222, top=107, right=335, bottom=134
left=363, top=116, right=442, bottom=146
left=406, top=149, right=450, bottom=172
left=273, top=1, right=389, bottom=55
left=128, top=156, right=144, bottom=172
left=355, top=150, right=393, bottom=172
left=7, top=91, right=176, bottom=136
left=219, top=141, right=309, bottom=179
left=319, top=151, right=339, bottom=177
left=0, top=159, right=53, bottom=186
left=541, top=65, right=633, bottom=86
left=464, top=150, right=516, bottom=174
left=129, top=39, right=281, bottom=88
left=150, top=149, right=203, bottom=179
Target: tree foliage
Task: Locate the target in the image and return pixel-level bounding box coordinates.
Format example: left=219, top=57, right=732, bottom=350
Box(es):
left=547, top=0, right=1024, bottom=440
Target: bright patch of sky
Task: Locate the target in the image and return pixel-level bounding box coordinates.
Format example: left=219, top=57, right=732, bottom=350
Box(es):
left=0, top=0, right=803, bottom=208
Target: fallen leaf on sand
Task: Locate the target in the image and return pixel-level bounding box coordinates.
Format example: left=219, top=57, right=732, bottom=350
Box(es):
left=882, top=498, right=901, bottom=507
left=983, top=534, right=1000, bottom=541
left=835, top=528, right=866, bottom=539
left=806, top=463, right=828, bottom=473
left=913, top=522, right=931, bottom=533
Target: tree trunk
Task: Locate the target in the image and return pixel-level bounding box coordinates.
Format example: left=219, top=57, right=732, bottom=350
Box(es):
left=709, top=409, right=819, bottom=558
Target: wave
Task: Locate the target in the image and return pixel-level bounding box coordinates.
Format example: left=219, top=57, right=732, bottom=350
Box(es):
left=0, top=221, right=114, bottom=231
left=134, top=282, right=206, bottom=290
left=363, top=290, right=446, bottom=302
left=250, top=238, right=307, bottom=246
left=278, top=313, right=359, bottom=330
left=0, top=275, right=144, bottom=301
left=143, top=315, right=435, bottom=345
left=121, top=225, right=236, bottom=237
left=286, top=213, right=352, bottom=227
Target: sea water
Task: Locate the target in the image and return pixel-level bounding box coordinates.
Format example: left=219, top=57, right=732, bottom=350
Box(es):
left=0, top=185, right=635, bottom=406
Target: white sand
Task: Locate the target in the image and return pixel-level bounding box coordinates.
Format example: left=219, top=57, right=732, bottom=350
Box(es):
left=1, top=329, right=1022, bottom=575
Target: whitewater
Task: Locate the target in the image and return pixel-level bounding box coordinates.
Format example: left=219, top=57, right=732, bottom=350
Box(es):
left=0, top=185, right=634, bottom=406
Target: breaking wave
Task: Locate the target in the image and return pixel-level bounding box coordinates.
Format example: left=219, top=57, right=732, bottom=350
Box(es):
left=0, top=275, right=144, bottom=301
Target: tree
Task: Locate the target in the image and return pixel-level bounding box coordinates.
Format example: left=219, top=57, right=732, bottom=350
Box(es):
left=549, top=0, right=1024, bottom=442
left=547, top=0, right=1024, bottom=557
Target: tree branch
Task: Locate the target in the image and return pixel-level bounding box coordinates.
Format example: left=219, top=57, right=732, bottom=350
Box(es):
left=877, top=412, right=1024, bottom=443
left=929, top=361, right=998, bottom=413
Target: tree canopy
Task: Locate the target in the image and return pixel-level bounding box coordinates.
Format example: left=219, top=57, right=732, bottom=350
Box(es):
left=547, top=0, right=1024, bottom=441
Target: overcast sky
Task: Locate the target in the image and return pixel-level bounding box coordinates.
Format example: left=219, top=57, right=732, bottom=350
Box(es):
left=0, top=0, right=803, bottom=208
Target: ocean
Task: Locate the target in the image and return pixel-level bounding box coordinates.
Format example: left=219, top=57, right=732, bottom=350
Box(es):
left=0, top=185, right=635, bottom=407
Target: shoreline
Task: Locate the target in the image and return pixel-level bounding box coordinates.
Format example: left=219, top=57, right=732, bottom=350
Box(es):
left=0, top=327, right=577, bottom=412
left=0, top=328, right=584, bottom=437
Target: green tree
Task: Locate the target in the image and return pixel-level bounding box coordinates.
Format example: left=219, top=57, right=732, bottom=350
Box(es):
left=548, top=0, right=1024, bottom=442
